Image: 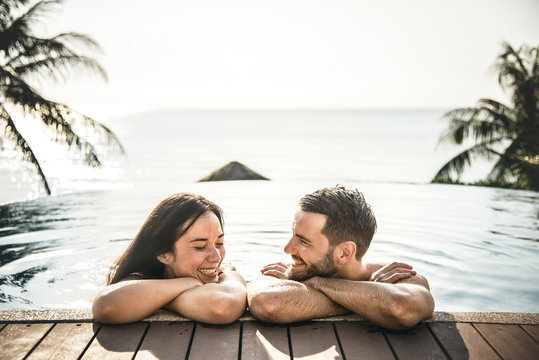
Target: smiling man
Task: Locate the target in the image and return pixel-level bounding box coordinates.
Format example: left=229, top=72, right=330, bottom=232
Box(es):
left=247, top=185, right=435, bottom=330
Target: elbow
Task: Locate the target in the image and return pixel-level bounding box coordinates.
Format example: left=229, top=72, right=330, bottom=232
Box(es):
left=206, top=292, right=247, bottom=325
left=92, top=296, right=119, bottom=324
left=248, top=292, right=284, bottom=323
left=387, top=292, right=435, bottom=330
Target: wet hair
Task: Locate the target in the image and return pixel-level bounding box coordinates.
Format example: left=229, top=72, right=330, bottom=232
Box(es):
left=107, top=193, right=223, bottom=284
left=299, top=185, right=376, bottom=259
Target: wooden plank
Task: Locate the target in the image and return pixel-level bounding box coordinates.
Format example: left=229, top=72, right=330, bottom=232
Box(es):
left=81, top=322, right=148, bottom=360
left=27, top=323, right=98, bottom=359
left=135, top=322, right=194, bottom=359
left=429, top=322, right=500, bottom=360
left=241, top=322, right=290, bottom=360
left=0, top=323, right=53, bottom=360
left=289, top=322, right=342, bottom=359
left=385, top=323, right=446, bottom=360
left=474, top=323, right=539, bottom=360
left=334, top=321, right=393, bottom=360
left=521, top=325, right=539, bottom=342
left=188, top=322, right=240, bottom=358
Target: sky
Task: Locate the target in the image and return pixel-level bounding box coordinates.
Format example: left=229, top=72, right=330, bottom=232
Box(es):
left=34, top=0, right=539, bottom=110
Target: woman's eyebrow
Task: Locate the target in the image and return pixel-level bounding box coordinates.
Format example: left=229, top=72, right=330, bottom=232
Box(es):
left=189, top=233, right=225, bottom=242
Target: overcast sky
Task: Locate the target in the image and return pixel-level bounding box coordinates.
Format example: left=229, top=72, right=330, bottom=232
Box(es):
left=36, top=0, right=539, bottom=110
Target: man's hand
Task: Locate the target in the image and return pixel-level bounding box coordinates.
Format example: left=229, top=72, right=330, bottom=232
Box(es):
left=369, top=262, right=416, bottom=283
left=260, top=262, right=290, bottom=279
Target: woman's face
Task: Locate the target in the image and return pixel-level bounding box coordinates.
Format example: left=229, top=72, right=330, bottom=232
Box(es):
left=160, top=210, right=225, bottom=283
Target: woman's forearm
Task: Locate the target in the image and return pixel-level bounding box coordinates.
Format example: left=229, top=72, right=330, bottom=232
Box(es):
left=167, top=271, right=247, bottom=324
left=92, top=277, right=202, bottom=324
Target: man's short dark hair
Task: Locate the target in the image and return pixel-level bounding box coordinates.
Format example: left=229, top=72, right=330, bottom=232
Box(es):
left=299, top=185, right=377, bottom=259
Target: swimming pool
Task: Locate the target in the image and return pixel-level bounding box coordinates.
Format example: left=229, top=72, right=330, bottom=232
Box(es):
left=1, top=109, right=538, bottom=311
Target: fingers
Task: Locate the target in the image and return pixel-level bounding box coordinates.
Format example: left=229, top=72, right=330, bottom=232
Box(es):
left=372, top=271, right=416, bottom=283
left=380, top=262, right=414, bottom=271
left=260, top=262, right=289, bottom=273
left=371, top=262, right=416, bottom=283
left=261, top=269, right=288, bottom=279
left=260, top=262, right=290, bottom=279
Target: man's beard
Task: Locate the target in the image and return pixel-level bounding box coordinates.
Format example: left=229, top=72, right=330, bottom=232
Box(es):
left=286, top=247, right=338, bottom=281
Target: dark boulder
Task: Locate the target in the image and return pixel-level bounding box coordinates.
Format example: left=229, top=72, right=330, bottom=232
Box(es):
left=198, top=161, right=269, bottom=182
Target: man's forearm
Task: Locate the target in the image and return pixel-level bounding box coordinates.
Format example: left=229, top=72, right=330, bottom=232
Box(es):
left=248, top=276, right=348, bottom=323
left=305, top=276, right=434, bottom=330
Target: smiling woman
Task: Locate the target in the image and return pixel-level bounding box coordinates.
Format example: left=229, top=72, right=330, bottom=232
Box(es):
left=91, top=193, right=247, bottom=324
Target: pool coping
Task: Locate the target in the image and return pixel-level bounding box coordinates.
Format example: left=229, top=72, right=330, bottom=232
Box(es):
left=0, top=309, right=537, bottom=324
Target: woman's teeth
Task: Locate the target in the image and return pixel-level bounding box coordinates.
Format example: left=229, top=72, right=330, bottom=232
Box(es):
left=198, top=268, right=216, bottom=275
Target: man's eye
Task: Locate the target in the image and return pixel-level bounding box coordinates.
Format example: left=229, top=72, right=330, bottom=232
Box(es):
left=300, top=239, right=309, bottom=245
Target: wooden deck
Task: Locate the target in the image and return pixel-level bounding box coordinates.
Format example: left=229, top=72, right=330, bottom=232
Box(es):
left=0, top=311, right=537, bottom=359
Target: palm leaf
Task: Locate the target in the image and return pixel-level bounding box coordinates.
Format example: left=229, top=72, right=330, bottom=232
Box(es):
left=0, top=104, right=51, bottom=194
left=0, top=0, right=63, bottom=55
left=439, top=103, right=513, bottom=145
left=433, top=139, right=502, bottom=181
left=1, top=67, right=102, bottom=167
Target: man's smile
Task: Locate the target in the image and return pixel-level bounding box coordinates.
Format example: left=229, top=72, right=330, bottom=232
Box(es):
left=291, top=256, right=306, bottom=267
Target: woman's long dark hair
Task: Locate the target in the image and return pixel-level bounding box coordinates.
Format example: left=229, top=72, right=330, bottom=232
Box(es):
left=107, top=193, right=223, bottom=284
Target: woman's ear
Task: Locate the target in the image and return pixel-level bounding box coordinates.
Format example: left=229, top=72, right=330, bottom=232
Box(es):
left=334, top=241, right=357, bottom=264
left=157, top=252, right=173, bottom=265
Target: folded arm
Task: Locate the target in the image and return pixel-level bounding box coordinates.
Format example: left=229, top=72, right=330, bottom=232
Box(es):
left=248, top=275, right=349, bottom=323
left=304, top=274, right=435, bottom=330
left=166, top=270, right=247, bottom=324
left=92, top=276, right=203, bottom=324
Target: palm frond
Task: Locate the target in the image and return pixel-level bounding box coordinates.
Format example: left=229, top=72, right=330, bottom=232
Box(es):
left=433, top=140, right=502, bottom=182
left=34, top=100, right=102, bottom=167
left=6, top=32, right=104, bottom=65
left=60, top=105, right=125, bottom=154
left=439, top=102, right=513, bottom=146
left=1, top=67, right=103, bottom=167
left=14, top=54, right=107, bottom=83
left=0, top=1, right=63, bottom=55
left=0, top=103, right=51, bottom=194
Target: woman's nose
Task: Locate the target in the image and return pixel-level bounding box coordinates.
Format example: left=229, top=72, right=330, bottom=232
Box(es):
left=207, top=246, right=222, bottom=262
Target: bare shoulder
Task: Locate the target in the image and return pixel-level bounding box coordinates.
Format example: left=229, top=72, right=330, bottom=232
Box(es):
left=396, top=273, right=431, bottom=290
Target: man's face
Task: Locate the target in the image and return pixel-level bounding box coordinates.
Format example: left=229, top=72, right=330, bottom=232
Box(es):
left=284, top=210, right=338, bottom=281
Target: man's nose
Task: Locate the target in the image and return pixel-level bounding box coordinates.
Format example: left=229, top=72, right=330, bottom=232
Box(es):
left=284, top=238, right=295, bottom=254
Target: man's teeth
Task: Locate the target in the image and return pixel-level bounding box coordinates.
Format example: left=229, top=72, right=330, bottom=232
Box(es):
left=293, top=259, right=304, bottom=265
left=198, top=268, right=216, bottom=275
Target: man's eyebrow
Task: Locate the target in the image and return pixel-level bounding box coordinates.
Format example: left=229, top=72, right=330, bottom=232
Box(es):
left=296, top=233, right=312, bottom=244
left=189, top=233, right=224, bottom=242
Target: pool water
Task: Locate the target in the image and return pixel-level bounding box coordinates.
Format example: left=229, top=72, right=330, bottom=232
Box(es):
left=0, top=109, right=537, bottom=311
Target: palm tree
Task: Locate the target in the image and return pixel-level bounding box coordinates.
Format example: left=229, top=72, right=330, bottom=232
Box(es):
left=0, top=0, right=124, bottom=196
left=433, top=42, right=539, bottom=191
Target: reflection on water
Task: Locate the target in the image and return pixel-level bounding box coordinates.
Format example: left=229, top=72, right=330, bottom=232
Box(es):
left=0, top=180, right=537, bottom=312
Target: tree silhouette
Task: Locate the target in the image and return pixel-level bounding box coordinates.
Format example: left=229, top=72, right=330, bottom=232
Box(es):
left=433, top=42, right=539, bottom=191
left=0, top=0, right=124, bottom=195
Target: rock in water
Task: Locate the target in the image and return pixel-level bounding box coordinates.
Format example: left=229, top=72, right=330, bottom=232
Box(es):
left=198, top=161, right=269, bottom=182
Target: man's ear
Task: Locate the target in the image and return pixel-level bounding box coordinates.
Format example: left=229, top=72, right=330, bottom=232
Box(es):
left=334, top=241, right=357, bottom=264
left=157, top=252, right=174, bottom=265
